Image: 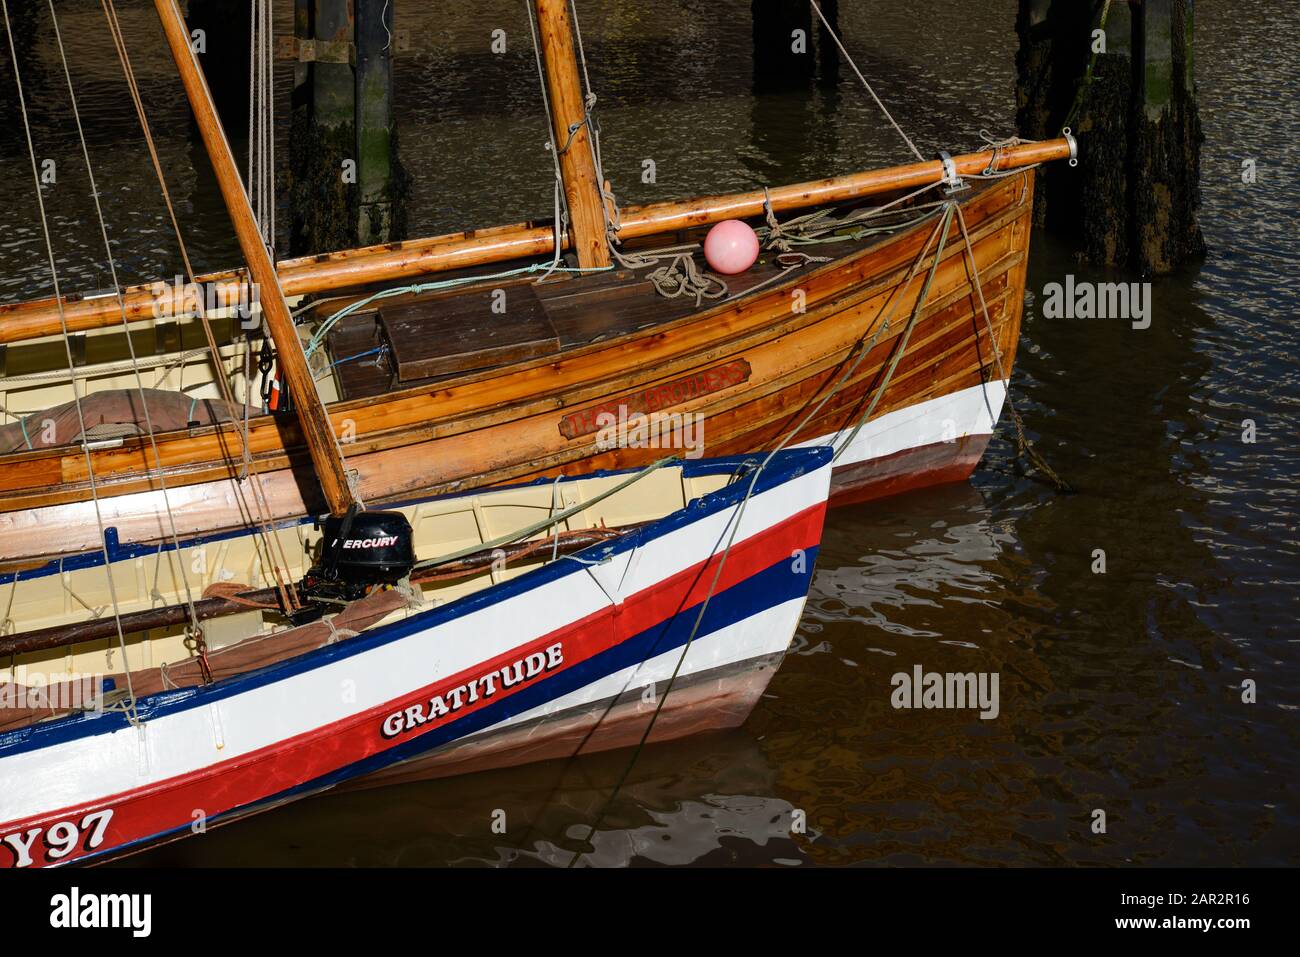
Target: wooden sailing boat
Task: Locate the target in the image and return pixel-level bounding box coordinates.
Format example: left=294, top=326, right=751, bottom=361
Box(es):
left=0, top=0, right=1074, bottom=566
left=0, top=0, right=837, bottom=868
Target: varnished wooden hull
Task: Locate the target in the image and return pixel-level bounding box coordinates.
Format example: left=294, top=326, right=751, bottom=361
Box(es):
left=0, top=172, right=1032, bottom=563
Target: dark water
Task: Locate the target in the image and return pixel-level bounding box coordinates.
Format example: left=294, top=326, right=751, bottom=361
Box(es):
left=2, top=1, right=1296, bottom=867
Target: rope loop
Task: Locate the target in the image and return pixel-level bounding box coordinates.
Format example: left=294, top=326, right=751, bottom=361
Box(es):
left=762, top=187, right=792, bottom=253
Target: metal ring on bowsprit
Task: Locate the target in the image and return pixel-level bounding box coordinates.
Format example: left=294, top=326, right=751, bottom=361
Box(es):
left=936, top=150, right=968, bottom=193
left=938, top=150, right=960, bottom=186
left=1063, top=127, right=1079, bottom=167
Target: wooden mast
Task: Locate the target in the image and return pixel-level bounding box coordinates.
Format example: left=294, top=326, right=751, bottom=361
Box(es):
left=533, top=0, right=611, bottom=269
left=152, top=0, right=354, bottom=517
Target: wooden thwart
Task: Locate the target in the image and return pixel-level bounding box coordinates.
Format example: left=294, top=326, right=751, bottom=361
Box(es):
left=380, top=285, right=560, bottom=382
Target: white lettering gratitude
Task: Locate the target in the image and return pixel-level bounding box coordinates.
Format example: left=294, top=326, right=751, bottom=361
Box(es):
left=380, top=641, right=565, bottom=739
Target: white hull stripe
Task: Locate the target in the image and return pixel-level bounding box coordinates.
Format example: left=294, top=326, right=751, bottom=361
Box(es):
left=802, top=380, right=1008, bottom=467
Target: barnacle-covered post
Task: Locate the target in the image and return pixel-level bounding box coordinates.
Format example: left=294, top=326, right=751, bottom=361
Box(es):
left=356, top=0, right=406, bottom=244
left=1016, top=0, right=1204, bottom=273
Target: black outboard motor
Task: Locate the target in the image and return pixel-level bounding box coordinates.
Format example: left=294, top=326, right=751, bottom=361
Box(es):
left=299, top=505, right=416, bottom=610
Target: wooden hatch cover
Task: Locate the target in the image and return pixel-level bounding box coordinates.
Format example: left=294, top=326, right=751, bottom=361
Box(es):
left=378, top=284, right=561, bottom=383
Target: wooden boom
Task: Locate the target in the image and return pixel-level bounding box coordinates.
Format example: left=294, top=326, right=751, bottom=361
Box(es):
left=152, top=0, right=354, bottom=517
left=0, top=137, right=1073, bottom=344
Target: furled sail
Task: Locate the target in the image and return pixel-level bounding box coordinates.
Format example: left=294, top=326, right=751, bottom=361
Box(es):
left=0, top=389, right=240, bottom=454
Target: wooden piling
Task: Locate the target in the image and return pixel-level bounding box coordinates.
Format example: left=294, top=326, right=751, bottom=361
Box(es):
left=288, top=0, right=359, bottom=255
left=1016, top=0, right=1204, bottom=273
left=1132, top=0, right=1204, bottom=271
left=355, top=0, right=406, bottom=245
left=288, top=0, right=406, bottom=254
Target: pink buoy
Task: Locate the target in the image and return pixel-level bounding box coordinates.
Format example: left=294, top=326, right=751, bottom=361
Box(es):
left=703, top=219, right=760, bottom=275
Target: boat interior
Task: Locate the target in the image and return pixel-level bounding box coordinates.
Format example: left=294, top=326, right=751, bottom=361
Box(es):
left=0, top=457, right=739, bottom=733
left=317, top=230, right=881, bottom=403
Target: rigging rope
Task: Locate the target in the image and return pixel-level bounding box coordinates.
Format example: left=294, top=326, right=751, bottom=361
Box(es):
left=808, top=0, right=925, bottom=162
left=561, top=210, right=962, bottom=863
left=0, top=347, right=224, bottom=387
left=561, top=0, right=634, bottom=274
left=561, top=450, right=767, bottom=867
left=565, top=203, right=1036, bottom=860
left=522, top=179, right=1079, bottom=862
left=3, top=0, right=139, bottom=718
left=46, top=0, right=206, bottom=667
left=524, top=0, right=572, bottom=280
left=563, top=0, right=619, bottom=250
left=484, top=18, right=1049, bottom=868
left=953, top=199, right=1072, bottom=493
left=102, top=0, right=299, bottom=612
left=472, top=6, right=1060, bottom=851
left=832, top=203, right=956, bottom=462
left=247, top=0, right=275, bottom=251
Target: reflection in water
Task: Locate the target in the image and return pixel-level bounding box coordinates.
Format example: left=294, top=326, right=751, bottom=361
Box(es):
left=805, top=484, right=1019, bottom=642
left=1, top=0, right=1295, bottom=867
left=124, top=731, right=801, bottom=868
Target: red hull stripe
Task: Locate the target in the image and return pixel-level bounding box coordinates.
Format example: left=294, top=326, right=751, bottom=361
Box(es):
left=0, top=501, right=825, bottom=868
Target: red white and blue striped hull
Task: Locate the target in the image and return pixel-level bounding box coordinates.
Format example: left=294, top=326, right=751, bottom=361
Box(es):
left=0, top=448, right=831, bottom=868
